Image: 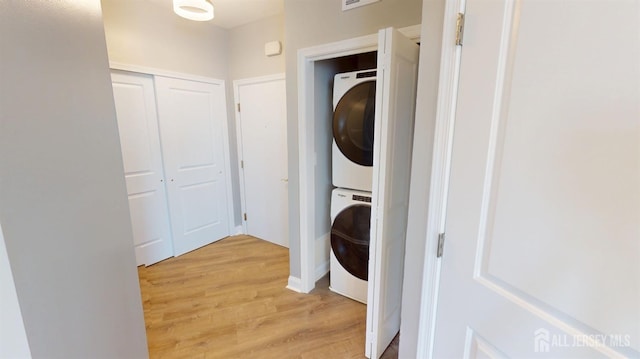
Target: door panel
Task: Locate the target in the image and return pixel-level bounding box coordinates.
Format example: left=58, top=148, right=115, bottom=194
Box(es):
left=434, top=0, right=639, bottom=357
left=155, top=76, right=231, bottom=256
left=235, top=76, right=288, bottom=247
left=111, top=71, right=173, bottom=266
left=366, top=28, right=420, bottom=359
left=179, top=182, right=221, bottom=232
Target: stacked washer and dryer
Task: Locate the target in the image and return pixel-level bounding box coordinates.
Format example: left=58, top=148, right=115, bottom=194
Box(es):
left=329, top=69, right=376, bottom=304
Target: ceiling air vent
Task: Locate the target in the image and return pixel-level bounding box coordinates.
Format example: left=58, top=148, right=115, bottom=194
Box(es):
left=342, top=0, right=380, bottom=11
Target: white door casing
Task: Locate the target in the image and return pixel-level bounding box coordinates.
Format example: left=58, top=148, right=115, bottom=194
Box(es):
left=111, top=70, right=173, bottom=266
left=432, top=0, right=640, bottom=357
left=234, top=74, right=289, bottom=247
left=155, top=76, right=233, bottom=256
left=366, top=28, right=420, bottom=359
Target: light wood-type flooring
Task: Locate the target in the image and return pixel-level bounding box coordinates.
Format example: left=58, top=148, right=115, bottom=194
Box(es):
left=138, top=235, right=399, bottom=358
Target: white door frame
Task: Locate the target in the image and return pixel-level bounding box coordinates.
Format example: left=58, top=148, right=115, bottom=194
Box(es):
left=233, top=73, right=286, bottom=235
left=413, top=0, right=472, bottom=357
left=109, top=62, right=237, bottom=239
left=296, top=25, right=421, bottom=294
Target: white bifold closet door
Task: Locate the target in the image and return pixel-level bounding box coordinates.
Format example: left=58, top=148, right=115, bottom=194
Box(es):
left=155, top=76, right=231, bottom=256
left=366, top=28, right=420, bottom=359
left=111, top=71, right=173, bottom=266
left=112, top=72, right=232, bottom=263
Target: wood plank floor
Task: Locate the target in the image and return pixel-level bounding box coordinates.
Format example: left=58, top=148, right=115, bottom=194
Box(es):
left=138, top=235, right=399, bottom=358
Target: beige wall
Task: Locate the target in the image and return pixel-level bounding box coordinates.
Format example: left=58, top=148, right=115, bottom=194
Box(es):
left=0, top=1, right=148, bottom=357
left=101, top=0, right=229, bottom=79
left=228, top=14, right=286, bottom=80
left=283, top=0, right=423, bottom=279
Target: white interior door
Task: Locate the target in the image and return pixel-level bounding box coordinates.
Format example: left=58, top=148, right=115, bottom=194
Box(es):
left=235, top=75, right=289, bottom=247
left=111, top=71, right=173, bottom=266
left=365, top=28, right=420, bottom=359
left=433, top=0, right=639, bottom=357
left=155, top=76, right=231, bottom=256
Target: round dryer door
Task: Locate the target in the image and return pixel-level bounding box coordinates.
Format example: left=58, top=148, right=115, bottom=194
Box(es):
left=333, top=81, right=376, bottom=166
left=331, top=204, right=371, bottom=281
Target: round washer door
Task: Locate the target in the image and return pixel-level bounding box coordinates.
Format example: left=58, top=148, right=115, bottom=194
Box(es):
left=331, top=204, right=371, bottom=281
left=333, top=81, right=376, bottom=166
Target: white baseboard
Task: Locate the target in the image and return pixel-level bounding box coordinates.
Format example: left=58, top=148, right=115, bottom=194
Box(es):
left=286, top=276, right=303, bottom=293
left=287, top=265, right=328, bottom=294
left=234, top=225, right=244, bottom=235
left=315, top=260, right=330, bottom=280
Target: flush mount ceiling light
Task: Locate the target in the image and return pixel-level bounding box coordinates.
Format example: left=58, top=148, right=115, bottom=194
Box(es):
left=173, top=0, right=214, bottom=21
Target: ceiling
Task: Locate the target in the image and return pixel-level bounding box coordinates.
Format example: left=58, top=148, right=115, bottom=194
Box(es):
left=148, top=0, right=284, bottom=29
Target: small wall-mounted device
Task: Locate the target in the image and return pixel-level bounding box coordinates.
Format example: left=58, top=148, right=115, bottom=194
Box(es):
left=342, top=0, right=380, bottom=11
left=264, top=41, right=282, bottom=57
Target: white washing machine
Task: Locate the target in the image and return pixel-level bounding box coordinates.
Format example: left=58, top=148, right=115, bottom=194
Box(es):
left=329, top=187, right=370, bottom=304
left=332, top=69, right=377, bottom=192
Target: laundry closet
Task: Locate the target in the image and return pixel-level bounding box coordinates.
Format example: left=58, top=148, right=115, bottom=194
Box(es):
left=314, top=52, right=377, bottom=305
left=296, top=27, right=420, bottom=358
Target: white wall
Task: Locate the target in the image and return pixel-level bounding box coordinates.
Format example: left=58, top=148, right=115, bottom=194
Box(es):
left=228, top=14, right=286, bottom=80
left=0, top=225, right=31, bottom=359
left=283, top=0, right=423, bottom=279
left=0, top=1, right=148, bottom=357
left=101, top=0, right=229, bottom=79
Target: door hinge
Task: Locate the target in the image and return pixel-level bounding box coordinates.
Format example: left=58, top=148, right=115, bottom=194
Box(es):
left=437, top=233, right=445, bottom=258
left=240, top=160, right=244, bottom=169
left=455, top=13, right=465, bottom=46
left=237, top=103, right=241, bottom=112
left=244, top=213, right=247, bottom=221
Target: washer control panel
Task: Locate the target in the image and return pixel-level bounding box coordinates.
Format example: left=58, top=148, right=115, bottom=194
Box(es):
left=352, top=194, right=372, bottom=203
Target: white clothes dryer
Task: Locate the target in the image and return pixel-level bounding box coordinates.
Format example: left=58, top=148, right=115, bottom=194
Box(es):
left=329, top=187, right=370, bottom=304
left=332, top=69, right=376, bottom=192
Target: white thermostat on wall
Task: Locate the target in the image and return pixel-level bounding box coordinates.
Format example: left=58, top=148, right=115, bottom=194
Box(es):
left=342, top=0, right=380, bottom=11
left=264, top=41, right=282, bottom=57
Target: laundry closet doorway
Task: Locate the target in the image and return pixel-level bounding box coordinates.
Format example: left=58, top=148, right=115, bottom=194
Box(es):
left=295, top=26, right=421, bottom=359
